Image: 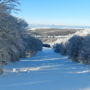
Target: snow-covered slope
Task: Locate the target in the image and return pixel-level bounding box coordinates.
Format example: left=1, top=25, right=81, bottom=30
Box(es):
left=0, top=48, right=90, bottom=90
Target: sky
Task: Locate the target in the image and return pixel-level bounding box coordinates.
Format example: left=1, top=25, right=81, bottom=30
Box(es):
left=15, top=0, right=90, bottom=26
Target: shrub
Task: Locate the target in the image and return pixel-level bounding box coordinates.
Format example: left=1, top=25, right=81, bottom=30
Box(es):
left=66, top=35, right=83, bottom=61
left=53, top=30, right=90, bottom=64
left=78, top=35, right=90, bottom=64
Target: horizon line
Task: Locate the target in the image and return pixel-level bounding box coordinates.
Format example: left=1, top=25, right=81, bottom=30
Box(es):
left=29, top=23, right=90, bottom=27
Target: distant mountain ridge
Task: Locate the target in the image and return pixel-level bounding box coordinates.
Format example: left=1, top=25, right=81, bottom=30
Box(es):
left=30, top=24, right=90, bottom=30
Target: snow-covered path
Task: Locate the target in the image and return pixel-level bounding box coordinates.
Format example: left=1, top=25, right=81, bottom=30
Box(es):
left=0, top=48, right=90, bottom=90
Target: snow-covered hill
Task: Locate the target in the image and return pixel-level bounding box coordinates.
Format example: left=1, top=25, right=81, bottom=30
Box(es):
left=30, top=24, right=90, bottom=30
left=0, top=48, right=90, bottom=90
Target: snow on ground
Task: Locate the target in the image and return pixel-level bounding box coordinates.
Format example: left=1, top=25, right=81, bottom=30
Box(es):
left=0, top=48, right=90, bottom=90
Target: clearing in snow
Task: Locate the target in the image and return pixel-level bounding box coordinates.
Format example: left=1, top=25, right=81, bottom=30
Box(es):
left=0, top=48, right=90, bottom=90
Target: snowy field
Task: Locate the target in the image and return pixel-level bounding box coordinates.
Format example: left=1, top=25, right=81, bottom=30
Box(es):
left=0, top=48, right=90, bottom=90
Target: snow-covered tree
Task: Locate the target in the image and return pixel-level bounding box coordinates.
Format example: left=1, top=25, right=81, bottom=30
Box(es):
left=53, top=29, right=90, bottom=64
left=0, top=0, right=42, bottom=64
left=66, top=35, right=83, bottom=61
left=78, top=35, right=90, bottom=64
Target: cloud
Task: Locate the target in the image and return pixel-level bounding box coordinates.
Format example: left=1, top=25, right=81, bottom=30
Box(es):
left=79, top=87, right=90, bottom=90
left=7, top=80, right=51, bottom=87
left=69, top=70, right=90, bottom=74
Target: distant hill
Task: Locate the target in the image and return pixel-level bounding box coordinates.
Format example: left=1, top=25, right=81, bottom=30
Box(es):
left=30, top=24, right=90, bottom=30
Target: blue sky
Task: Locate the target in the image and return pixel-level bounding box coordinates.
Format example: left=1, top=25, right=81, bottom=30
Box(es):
left=15, top=0, right=90, bottom=26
